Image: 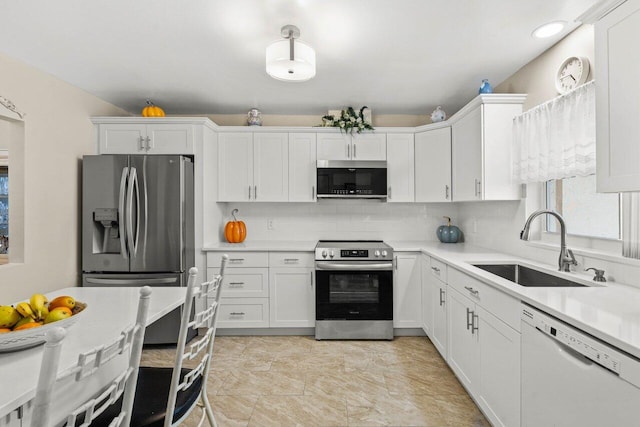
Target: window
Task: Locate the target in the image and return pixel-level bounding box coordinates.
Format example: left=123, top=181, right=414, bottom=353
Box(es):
left=545, top=174, right=620, bottom=240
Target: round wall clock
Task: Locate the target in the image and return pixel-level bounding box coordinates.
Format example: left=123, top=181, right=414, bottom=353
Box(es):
left=555, top=56, right=590, bottom=94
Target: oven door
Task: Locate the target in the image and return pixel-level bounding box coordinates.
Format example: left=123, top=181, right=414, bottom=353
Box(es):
left=315, top=261, right=393, bottom=320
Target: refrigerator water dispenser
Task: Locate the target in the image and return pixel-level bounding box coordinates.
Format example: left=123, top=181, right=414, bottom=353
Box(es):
left=93, top=207, right=119, bottom=253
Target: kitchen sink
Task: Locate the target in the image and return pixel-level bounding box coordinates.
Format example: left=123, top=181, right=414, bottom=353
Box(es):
left=472, top=263, right=587, bottom=287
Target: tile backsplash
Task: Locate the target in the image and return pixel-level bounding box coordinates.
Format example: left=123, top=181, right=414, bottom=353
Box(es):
left=214, top=201, right=460, bottom=243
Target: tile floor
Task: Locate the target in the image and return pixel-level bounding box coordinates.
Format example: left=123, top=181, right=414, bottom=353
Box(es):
left=141, top=335, right=490, bottom=427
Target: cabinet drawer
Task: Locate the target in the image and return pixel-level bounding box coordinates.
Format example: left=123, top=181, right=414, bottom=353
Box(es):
left=207, top=251, right=269, bottom=268
left=269, top=252, right=314, bottom=268
left=216, top=298, right=269, bottom=328
left=429, top=258, right=448, bottom=283
left=448, top=267, right=520, bottom=331
left=207, top=268, right=268, bottom=298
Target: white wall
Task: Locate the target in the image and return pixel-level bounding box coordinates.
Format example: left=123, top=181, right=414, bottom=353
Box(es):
left=0, top=52, right=127, bottom=302
left=212, top=201, right=460, bottom=243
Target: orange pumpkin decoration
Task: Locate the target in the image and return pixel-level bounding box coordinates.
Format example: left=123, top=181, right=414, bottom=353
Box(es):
left=224, top=209, right=247, bottom=243
left=141, top=100, right=166, bottom=117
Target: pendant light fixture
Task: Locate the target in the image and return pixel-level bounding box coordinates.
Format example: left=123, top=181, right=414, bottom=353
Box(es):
left=266, top=24, right=316, bottom=82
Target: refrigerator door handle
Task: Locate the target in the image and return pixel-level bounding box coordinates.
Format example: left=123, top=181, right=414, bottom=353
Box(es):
left=119, top=166, right=129, bottom=259
left=85, top=277, right=179, bottom=286
left=127, top=167, right=140, bottom=258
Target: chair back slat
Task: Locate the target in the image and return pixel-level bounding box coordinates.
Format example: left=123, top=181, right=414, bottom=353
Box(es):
left=32, top=287, right=152, bottom=427
left=163, top=255, right=227, bottom=427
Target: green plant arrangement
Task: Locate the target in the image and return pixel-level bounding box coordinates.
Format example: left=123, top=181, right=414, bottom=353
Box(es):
left=320, top=106, right=374, bottom=134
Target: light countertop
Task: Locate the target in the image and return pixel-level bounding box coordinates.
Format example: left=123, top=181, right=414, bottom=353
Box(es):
left=203, top=240, right=316, bottom=252
left=202, top=239, right=640, bottom=359
left=390, top=240, right=640, bottom=360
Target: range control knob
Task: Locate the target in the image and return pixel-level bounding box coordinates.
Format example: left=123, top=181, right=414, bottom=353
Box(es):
left=329, top=250, right=335, bottom=259
left=374, top=250, right=381, bottom=258
left=321, top=250, right=328, bottom=259
left=381, top=250, right=388, bottom=258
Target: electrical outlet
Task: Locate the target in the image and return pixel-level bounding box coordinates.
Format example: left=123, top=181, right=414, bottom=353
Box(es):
left=267, top=219, right=274, bottom=230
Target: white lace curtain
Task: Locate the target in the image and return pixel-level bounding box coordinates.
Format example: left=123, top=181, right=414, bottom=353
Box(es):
left=512, top=80, right=596, bottom=183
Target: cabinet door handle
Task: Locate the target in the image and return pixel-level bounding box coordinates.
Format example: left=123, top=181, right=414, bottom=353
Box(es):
left=139, top=136, right=145, bottom=151
left=445, top=185, right=450, bottom=200
left=388, top=186, right=392, bottom=199
left=471, top=312, right=479, bottom=335
left=431, top=266, right=440, bottom=273
left=347, top=144, right=350, bottom=158
left=394, top=256, right=398, bottom=270
left=229, top=258, right=245, bottom=263
left=353, top=143, right=357, bottom=158
left=284, top=258, right=299, bottom=264
left=248, top=185, right=252, bottom=200
left=466, top=307, right=473, bottom=330
left=145, top=136, right=151, bottom=150
left=254, top=185, right=257, bottom=200
left=464, top=285, right=480, bottom=297
left=310, top=271, right=314, bottom=288
left=439, top=288, right=445, bottom=306
left=312, top=186, right=315, bottom=199
left=228, top=282, right=245, bottom=287
left=474, top=179, right=481, bottom=198
left=229, top=312, right=245, bottom=316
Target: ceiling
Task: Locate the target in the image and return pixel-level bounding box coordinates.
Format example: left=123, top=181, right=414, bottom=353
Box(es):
left=0, top=0, right=600, bottom=116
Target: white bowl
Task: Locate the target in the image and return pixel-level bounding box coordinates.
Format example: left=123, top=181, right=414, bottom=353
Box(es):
left=0, top=303, right=87, bottom=353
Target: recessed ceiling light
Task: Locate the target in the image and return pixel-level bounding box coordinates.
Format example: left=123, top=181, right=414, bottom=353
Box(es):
left=532, top=21, right=566, bottom=38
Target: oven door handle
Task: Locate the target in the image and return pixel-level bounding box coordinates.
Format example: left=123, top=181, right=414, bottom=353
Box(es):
left=315, top=261, right=393, bottom=271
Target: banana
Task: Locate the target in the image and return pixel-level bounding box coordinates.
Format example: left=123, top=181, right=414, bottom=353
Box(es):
left=30, top=293, right=48, bottom=319
left=0, top=306, right=20, bottom=328
left=16, top=302, right=34, bottom=318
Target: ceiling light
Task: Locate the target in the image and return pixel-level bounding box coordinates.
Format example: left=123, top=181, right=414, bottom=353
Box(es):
left=532, top=21, right=566, bottom=38
left=266, top=25, right=316, bottom=82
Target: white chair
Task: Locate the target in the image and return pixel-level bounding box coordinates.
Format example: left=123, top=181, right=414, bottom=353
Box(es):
left=127, top=256, right=228, bottom=427
left=31, top=286, right=152, bottom=427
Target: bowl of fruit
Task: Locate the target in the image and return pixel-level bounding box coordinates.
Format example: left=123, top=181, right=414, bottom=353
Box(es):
left=0, top=294, right=87, bottom=352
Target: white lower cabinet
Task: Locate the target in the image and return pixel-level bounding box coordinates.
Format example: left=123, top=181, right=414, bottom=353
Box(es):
left=477, top=306, right=521, bottom=427
left=217, top=298, right=269, bottom=328
left=420, top=255, right=432, bottom=335
left=0, top=409, right=20, bottom=427
left=431, top=280, right=448, bottom=359
left=269, top=267, right=315, bottom=327
left=447, top=266, right=521, bottom=427
left=207, top=251, right=270, bottom=329
left=448, top=287, right=481, bottom=391
left=393, top=252, right=422, bottom=328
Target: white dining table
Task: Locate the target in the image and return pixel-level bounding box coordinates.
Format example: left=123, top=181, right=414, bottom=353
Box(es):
left=0, top=286, right=186, bottom=424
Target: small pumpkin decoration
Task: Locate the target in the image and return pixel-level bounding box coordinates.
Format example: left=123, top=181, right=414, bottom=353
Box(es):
left=141, top=99, right=166, bottom=117
left=224, top=209, right=247, bottom=243
left=436, top=216, right=461, bottom=243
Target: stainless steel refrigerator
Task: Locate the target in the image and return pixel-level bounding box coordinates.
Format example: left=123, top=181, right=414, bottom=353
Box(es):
left=82, top=154, right=194, bottom=344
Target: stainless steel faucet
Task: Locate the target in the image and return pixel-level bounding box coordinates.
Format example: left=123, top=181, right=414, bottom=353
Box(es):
left=520, top=210, right=577, bottom=272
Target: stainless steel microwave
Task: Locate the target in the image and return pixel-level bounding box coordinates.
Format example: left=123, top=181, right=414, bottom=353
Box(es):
left=316, top=160, right=387, bottom=199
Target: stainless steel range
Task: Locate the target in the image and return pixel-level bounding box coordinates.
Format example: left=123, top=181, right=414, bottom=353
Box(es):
left=314, top=240, right=394, bottom=340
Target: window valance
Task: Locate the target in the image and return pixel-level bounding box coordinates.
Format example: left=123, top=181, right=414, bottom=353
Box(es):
left=512, top=80, right=596, bottom=183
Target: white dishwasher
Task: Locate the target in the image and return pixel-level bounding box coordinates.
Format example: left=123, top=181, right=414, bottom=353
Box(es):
left=521, top=304, right=640, bottom=427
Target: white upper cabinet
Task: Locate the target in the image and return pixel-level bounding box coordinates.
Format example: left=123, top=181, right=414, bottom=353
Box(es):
left=317, top=132, right=386, bottom=161
left=352, top=133, right=387, bottom=160
left=415, top=126, right=452, bottom=202
left=218, top=133, right=253, bottom=202
left=218, top=132, right=289, bottom=202
left=94, top=121, right=195, bottom=154
left=253, top=133, right=289, bottom=202
left=289, top=133, right=317, bottom=202
left=595, top=0, right=640, bottom=192
left=451, top=95, right=525, bottom=201
left=386, top=133, right=415, bottom=202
